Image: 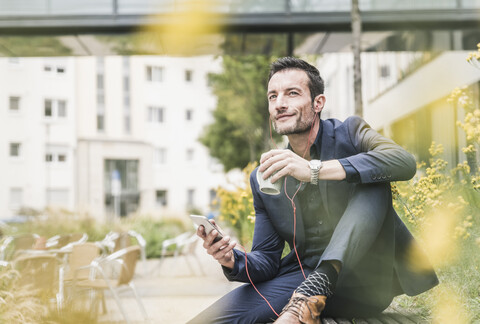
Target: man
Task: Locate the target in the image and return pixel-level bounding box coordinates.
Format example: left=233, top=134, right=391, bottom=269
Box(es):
left=189, top=57, right=438, bottom=324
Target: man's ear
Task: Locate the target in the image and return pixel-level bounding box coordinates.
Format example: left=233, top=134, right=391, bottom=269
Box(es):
left=313, top=94, right=326, bottom=113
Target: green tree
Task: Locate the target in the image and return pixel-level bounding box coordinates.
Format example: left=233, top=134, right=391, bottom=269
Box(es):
left=200, top=55, right=281, bottom=171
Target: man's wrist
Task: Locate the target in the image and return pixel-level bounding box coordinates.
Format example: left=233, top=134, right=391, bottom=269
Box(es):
left=308, top=159, right=322, bottom=185
left=221, top=258, right=235, bottom=270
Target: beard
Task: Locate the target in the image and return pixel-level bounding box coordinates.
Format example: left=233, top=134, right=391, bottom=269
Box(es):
left=273, top=117, right=312, bottom=135
left=272, top=105, right=317, bottom=135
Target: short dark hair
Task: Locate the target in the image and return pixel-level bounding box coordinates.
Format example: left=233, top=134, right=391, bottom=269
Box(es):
left=268, top=57, right=324, bottom=102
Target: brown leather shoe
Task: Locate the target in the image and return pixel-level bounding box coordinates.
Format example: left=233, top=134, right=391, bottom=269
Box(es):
left=280, top=292, right=327, bottom=324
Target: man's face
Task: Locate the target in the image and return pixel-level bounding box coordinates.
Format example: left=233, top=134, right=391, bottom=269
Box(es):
left=267, top=69, right=317, bottom=136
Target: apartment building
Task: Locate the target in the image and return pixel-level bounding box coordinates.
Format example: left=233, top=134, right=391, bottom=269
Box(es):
left=317, top=50, right=480, bottom=167
left=0, top=57, right=77, bottom=218
left=1, top=55, right=227, bottom=221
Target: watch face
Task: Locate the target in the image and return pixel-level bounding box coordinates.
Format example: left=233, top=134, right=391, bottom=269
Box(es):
left=309, top=160, right=322, bottom=169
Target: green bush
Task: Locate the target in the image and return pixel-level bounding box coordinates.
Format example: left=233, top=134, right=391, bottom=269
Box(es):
left=122, top=215, right=187, bottom=258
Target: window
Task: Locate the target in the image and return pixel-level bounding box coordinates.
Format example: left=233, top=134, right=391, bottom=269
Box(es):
left=97, top=74, right=104, bottom=89
left=379, top=65, right=390, bottom=78
left=45, top=147, right=68, bottom=164
left=57, top=100, right=67, bottom=117
left=186, top=109, right=193, bottom=121
left=186, top=148, right=194, bottom=162
left=97, top=114, right=105, bottom=132
left=44, top=64, right=65, bottom=74
left=9, top=143, right=21, bottom=157
left=154, top=148, right=167, bottom=165
left=185, top=70, right=193, bottom=82
left=123, top=76, right=130, bottom=91
left=46, top=189, right=69, bottom=206
left=124, top=116, right=131, bottom=134
left=97, top=93, right=105, bottom=105
left=148, top=107, right=165, bottom=123
left=9, top=188, right=23, bottom=209
left=9, top=96, right=20, bottom=112
left=97, top=68, right=105, bottom=132
left=187, top=189, right=195, bottom=207
left=44, top=99, right=53, bottom=117
left=44, top=99, right=67, bottom=119
left=146, top=66, right=164, bottom=82
left=156, top=190, right=168, bottom=207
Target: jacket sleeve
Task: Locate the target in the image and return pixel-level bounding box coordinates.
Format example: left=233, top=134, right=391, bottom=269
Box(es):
left=343, top=116, right=416, bottom=183
left=223, top=170, right=285, bottom=283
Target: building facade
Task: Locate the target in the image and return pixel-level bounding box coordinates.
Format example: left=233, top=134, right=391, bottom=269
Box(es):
left=1, top=55, right=227, bottom=221
left=317, top=50, right=480, bottom=168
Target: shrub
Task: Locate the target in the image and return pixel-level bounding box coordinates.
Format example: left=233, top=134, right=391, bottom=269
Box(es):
left=391, top=85, right=480, bottom=322
left=0, top=266, right=47, bottom=323
left=216, top=162, right=257, bottom=248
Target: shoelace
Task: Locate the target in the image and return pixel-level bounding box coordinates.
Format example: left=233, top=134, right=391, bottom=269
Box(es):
left=280, top=295, right=319, bottom=321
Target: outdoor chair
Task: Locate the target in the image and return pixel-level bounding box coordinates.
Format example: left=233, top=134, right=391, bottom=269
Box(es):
left=0, top=233, right=39, bottom=261
left=58, top=242, right=102, bottom=308
left=14, top=253, right=59, bottom=303
left=71, top=245, right=149, bottom=324
left=46, top=232, right=88, bottom=250
left=154, top=231, right=205, bottom=276
left=99, top=230, right=147, bottom=275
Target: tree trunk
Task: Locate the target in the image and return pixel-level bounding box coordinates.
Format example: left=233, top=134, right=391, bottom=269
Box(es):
left=351, top=0, right=363, bottom=117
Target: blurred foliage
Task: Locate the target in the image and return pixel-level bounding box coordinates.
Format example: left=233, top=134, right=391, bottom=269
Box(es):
left=0, top=36, right=72, bottom=56
left=200, top=55, right=281, bottom=171
left=215, top=162, right=257, bottom=247
left=449, top=85, right=479, bottom=174
left=119, top=215, right=187, bottom=258
left=0, top=266, right=46, bottom=323
left=466, top=42, right=480, bottom=70
left=3, top=211, right=187, bottom=259
left=392, top=85, right=480, bottom=322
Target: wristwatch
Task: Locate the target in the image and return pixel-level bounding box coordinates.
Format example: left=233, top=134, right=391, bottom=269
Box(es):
left=308, top=160, right=322, bottom=185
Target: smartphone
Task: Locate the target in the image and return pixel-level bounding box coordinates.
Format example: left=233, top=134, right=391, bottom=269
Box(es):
left=190, top=214, right=224, bottom=243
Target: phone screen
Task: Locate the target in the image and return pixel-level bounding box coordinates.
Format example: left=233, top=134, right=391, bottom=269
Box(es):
left=190, top=215, right=223, bottom=242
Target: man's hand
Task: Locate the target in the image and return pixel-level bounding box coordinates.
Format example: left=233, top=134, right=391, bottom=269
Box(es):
left=259, top=149, right=347, bottom=183
left=259, top=149, right=310, bottom=183
left=196, top=220, right=236, bottom=270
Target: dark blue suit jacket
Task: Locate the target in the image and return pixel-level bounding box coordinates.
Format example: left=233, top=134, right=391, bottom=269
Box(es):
left=224, top=116, right=438, bottom=305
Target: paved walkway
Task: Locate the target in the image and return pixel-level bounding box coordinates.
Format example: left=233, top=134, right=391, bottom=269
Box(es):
left=97, top=244, right=242, bottom=324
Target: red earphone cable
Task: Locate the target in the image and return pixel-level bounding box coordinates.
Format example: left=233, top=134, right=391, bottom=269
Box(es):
left=238, top=243, right=280, bottom=317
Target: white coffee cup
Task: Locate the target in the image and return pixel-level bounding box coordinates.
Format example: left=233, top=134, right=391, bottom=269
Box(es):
left=256, top=169, right=282, bottom=195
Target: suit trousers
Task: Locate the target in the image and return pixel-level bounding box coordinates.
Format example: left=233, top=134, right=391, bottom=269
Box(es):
left=186, top=262, right=390, bottom=324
